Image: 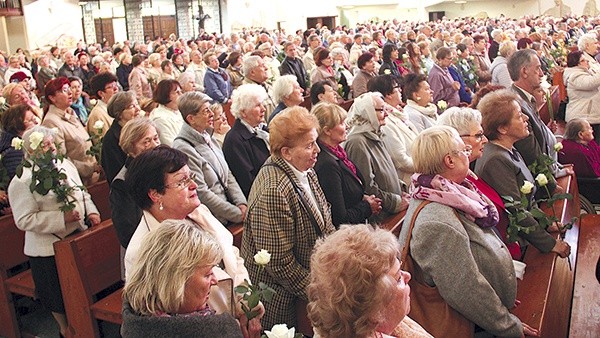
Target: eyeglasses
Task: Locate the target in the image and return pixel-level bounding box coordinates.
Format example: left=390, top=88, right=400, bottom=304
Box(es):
left=460, top=132, right=486, bottom=142
left=61, top=86, right=71, bottom=94
left=198, top=107, right=213, bottom=116
left=451, top=145, right=473, bottom=158
left=164, top=172, right=197, bottom=190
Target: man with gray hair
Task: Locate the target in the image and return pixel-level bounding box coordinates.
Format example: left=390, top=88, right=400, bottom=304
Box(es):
left=242, top=55, right=276, bottom=118
left=506, top=49, right=565, bottom=176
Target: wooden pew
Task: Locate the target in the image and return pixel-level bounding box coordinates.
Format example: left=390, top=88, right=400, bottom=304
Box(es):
left=229, top=223, right=244, bottom=249
left=569, top=214, right=600, bottom=337
left=511, top=171, right=580, bottom=338
left=86, top=180, right=111, bottom=221
left=0, top=214, right=34, bottom=338
left=54, top=220, right=123, bottom=338
left=537, top=85, right=560, bottom=125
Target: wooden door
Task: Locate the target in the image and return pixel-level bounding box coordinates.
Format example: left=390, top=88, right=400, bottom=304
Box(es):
left=142, top=15, right=176, bottom=40
left=95, top=18, right=114, bottom=46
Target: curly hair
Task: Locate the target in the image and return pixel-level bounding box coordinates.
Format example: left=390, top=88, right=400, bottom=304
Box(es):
left=307, top=224, right=400, bottom=338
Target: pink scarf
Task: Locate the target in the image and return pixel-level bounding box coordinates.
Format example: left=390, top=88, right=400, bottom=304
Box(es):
left=323, top=143, right=361, bottom=182
left=411, top=173, right=499, bottom=228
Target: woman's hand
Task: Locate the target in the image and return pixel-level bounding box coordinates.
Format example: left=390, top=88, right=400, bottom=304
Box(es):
left=452, top=81, right=461, bottom=91
left=400, top=192, right=410, bottom=211
left=239, top=314, right=262, bottom=338
left=238, top=204, right=248, bottom=221
left=364, top=194, right=382, bottom=215
left=0, top=189, right=8, bottom=204
left=551, top=239, right=571, bottom=258
left=522, top=322, right=540, bottom=337
left=64, top=210, right=81, bottom=223
left=87, top=213, right=101, bottom=226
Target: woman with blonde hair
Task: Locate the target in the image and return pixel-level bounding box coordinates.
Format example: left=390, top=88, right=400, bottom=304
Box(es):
left=122, top=219, right=258, bottom=337
left=308, top=224, right=431, bottom=338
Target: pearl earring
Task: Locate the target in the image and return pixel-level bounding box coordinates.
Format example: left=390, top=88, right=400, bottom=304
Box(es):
left=416, top=96, right=422, bottom=100
left=159, top=202, right=164, bottom=211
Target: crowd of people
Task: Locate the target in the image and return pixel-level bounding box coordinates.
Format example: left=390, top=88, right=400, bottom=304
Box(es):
left=2, top=10, right=600, bottom=338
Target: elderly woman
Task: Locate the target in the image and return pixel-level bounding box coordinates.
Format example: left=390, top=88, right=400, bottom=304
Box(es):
left=577, top=33, right=600, bottom=73
left=222, top=84, right=270, bottom=197
left=313, top=102, right=381, bottom=227
left=379, top=44, right=402, bottom=80
left=2, top=83, right=43, bottom=118
left=352, top=52, right=376, bottom=98
left=122, top=220, right=258, bottom=337
left=368, top=74, right=419, bottom=185
left=9, top=126, right=100, bottom=337
left=149, top=79, right=184, bottom=146
left=69, top=76, right=91, bottom=125
left=438, top=106, right=520, bottom=258
left=204, top=52, right=233, bottom=104
left=178, top=72, right=197, bottom=93
left=475, top=89, right=571, bottom=258
left=210, top=103, right=231, bottom=147
left=403, top=73, right=437, bottom=133
left=128, top=54, right=152, bottom=99
left=124, top=146, right=257, bottom=321
left=226, top=52, right=245, bottom=89
left=87, top=72, right=119, bottom=137
left=399, top=125, right=539, bottom=338
left=110, top=119, right=160, bottom=248
left=172, top=92, right=247, bottom=226
left=101, top=91, right=142, bottom=184
left=309, top=80, right=338, bottom=106
left=147, top=53, right=162, bottom=90
left=330, top=47, right=353, bottom=100
left=428, top=47, right=460, bottom=109
left=558, top=118, right=600, bottom=178
left=267, top=74, right=304, bottom=123
left=117, top=53, right=133, bottom=91
left=40, top=77, right=100, bottom=186
left=0, top=104, right=39, bottom=180
left=241, top=107, right=335, bottom=330
left=563, top=50, right=600, bottom=143
left=490, top=41, right=516, bottom=88
left=310, top=48, right=336, bottom=87
left=308, top=224, right=431, bottom=338
left=344, top=92, right=409, bottom=223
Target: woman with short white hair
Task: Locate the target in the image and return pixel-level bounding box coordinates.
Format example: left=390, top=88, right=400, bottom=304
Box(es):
left=490, top=41, right=516, bottom=88
left=177, top=71, right=197, bottom=93
left=577, top=33, right=600, bottom=73
left=268, top=74, right=304, bottom=123
left=222, top=84, right=270, bottom=197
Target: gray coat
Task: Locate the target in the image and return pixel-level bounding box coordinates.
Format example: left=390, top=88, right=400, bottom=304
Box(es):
left=344, top=130, right=404, bottom=222
left=398, top=199, right=523, bottom=337
left=173, top=123, right=247, bottom=224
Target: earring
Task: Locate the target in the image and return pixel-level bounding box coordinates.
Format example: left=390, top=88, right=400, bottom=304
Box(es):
left=159, top=202, right=164, bottom=211
left=416, top=96, right=422, bottom=100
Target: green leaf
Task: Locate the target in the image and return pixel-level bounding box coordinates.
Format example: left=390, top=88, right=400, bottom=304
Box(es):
left=234, top=285, right=249, bottom=294
left=43, top=177, right=53, bottom=190
left=247, top=291, right=260, bottom=310
left=15, top=165, right=23, bottom=178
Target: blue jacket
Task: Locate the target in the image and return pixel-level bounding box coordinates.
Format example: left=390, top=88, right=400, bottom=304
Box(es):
left=449, top=65, right=471, bottom=104
left=204, top=67, right=232, bottom=103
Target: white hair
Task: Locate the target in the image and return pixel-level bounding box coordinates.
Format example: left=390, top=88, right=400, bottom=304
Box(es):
left=272, top=75, right=298, bottom=103
left=578, top=33, right=598, bottom=52
left=437, top=107, right=482, bottom=135
left=230, top=83, right=268, bottom=119
left=242, top=55, right=262, bottom=76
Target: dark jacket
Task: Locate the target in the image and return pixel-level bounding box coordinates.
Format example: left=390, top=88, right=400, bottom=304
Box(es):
left=117, top=63, right=133, bottom=91
left=222, top=119, right=270, bottom=197
left=279, top=57, right=308, bottom=90
left=314, top=142, right=372, bottom=227
left=109, top=161, right=141, bottom=248
left=0, top=131, right=23, bottom=186
left=449, top=65, right=472, bottom=104
left=101, top=121, right=127, bottom=185
left=204, top=67, right=232, bottom=103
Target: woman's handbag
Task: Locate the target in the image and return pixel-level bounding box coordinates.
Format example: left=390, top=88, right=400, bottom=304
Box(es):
left=401, top=200, right=474, bottom=338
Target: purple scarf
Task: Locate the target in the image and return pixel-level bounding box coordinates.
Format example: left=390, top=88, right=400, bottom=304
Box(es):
left=411, top=173, right=499, bottom=228
left=324, top=143, right=361, bottom=182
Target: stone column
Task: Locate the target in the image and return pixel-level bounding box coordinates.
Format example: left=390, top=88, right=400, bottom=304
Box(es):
left=124, top=0, right=144, bottom=43
left=81, top=2, right=96, bottom=44
left=175, top=0, right=194, bottom=39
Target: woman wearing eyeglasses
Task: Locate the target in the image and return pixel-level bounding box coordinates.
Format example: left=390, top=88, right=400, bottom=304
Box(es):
left=344, top=93, right=409, bottom=223
left=123, top=146, right=262, bottom=328
left=173, top=92, right=247, bottom=226
left=41, top=77, right=100, bottom=186
left=399, top=125, right=538, bottom=338
left=563, top=50, right=600, bottom=144
left=475, top=89, right=571, bottom=259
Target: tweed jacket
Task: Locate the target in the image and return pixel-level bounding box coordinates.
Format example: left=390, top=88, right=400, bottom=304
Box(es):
left=41, top=105, right=99, bottom=186
left=149, top=104, right=184, bottom=146
left=345, top=130, right=405, bottom=222
left=511, top=84, right=557, bottom=166
left=222, top=119, right=270, bottom=197
left=241, top=156, right=335, bottom=329
left=398, top=200, right=522, bottom=337
left=173, top=123, right=247, bottom=225
left=121, top=300, right=243, bottom=338
left=87, top=100, right=114, bottom=137
left=475, top=142, right=556, bottom=253
left=8, top=158, right=98, bottom=257
left=314, top=141, right=372, bottom=227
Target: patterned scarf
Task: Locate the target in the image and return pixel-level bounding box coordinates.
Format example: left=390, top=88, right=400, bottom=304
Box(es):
left=411, top=173, right=499, bottom=228
left=323, top=143, right=360, bottom=181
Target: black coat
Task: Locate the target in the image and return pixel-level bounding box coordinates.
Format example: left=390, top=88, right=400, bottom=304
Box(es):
left=222, top=119, right=270, bottom=197
left=279, top=57, right=308, bottom=91
left=101, top=121, right=127, bottom=185
left=314, top=142, right=372, bottom=227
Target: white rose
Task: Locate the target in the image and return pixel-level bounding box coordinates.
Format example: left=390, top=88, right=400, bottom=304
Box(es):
left=93, top=120, right=104, bottom=131
left=554, top=142, right=563, bottom=151
left=520, top=181, right=534, bottom=195
left=28, top=132, right=45, bottom=150
left=265, top=324, right=295, bottom=338
left=89, top=99, right=97, bottom=106
left=0, top=97, right=5, bottom=105
left=437, top=100, right=447, bottom=110
left=384, top=69, right=391, bottom=75
left=535, top=173, right=548, bottom=187
left=11, top=137, right=23, bottom=150
left=254, top=249, right=271, bottom=266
